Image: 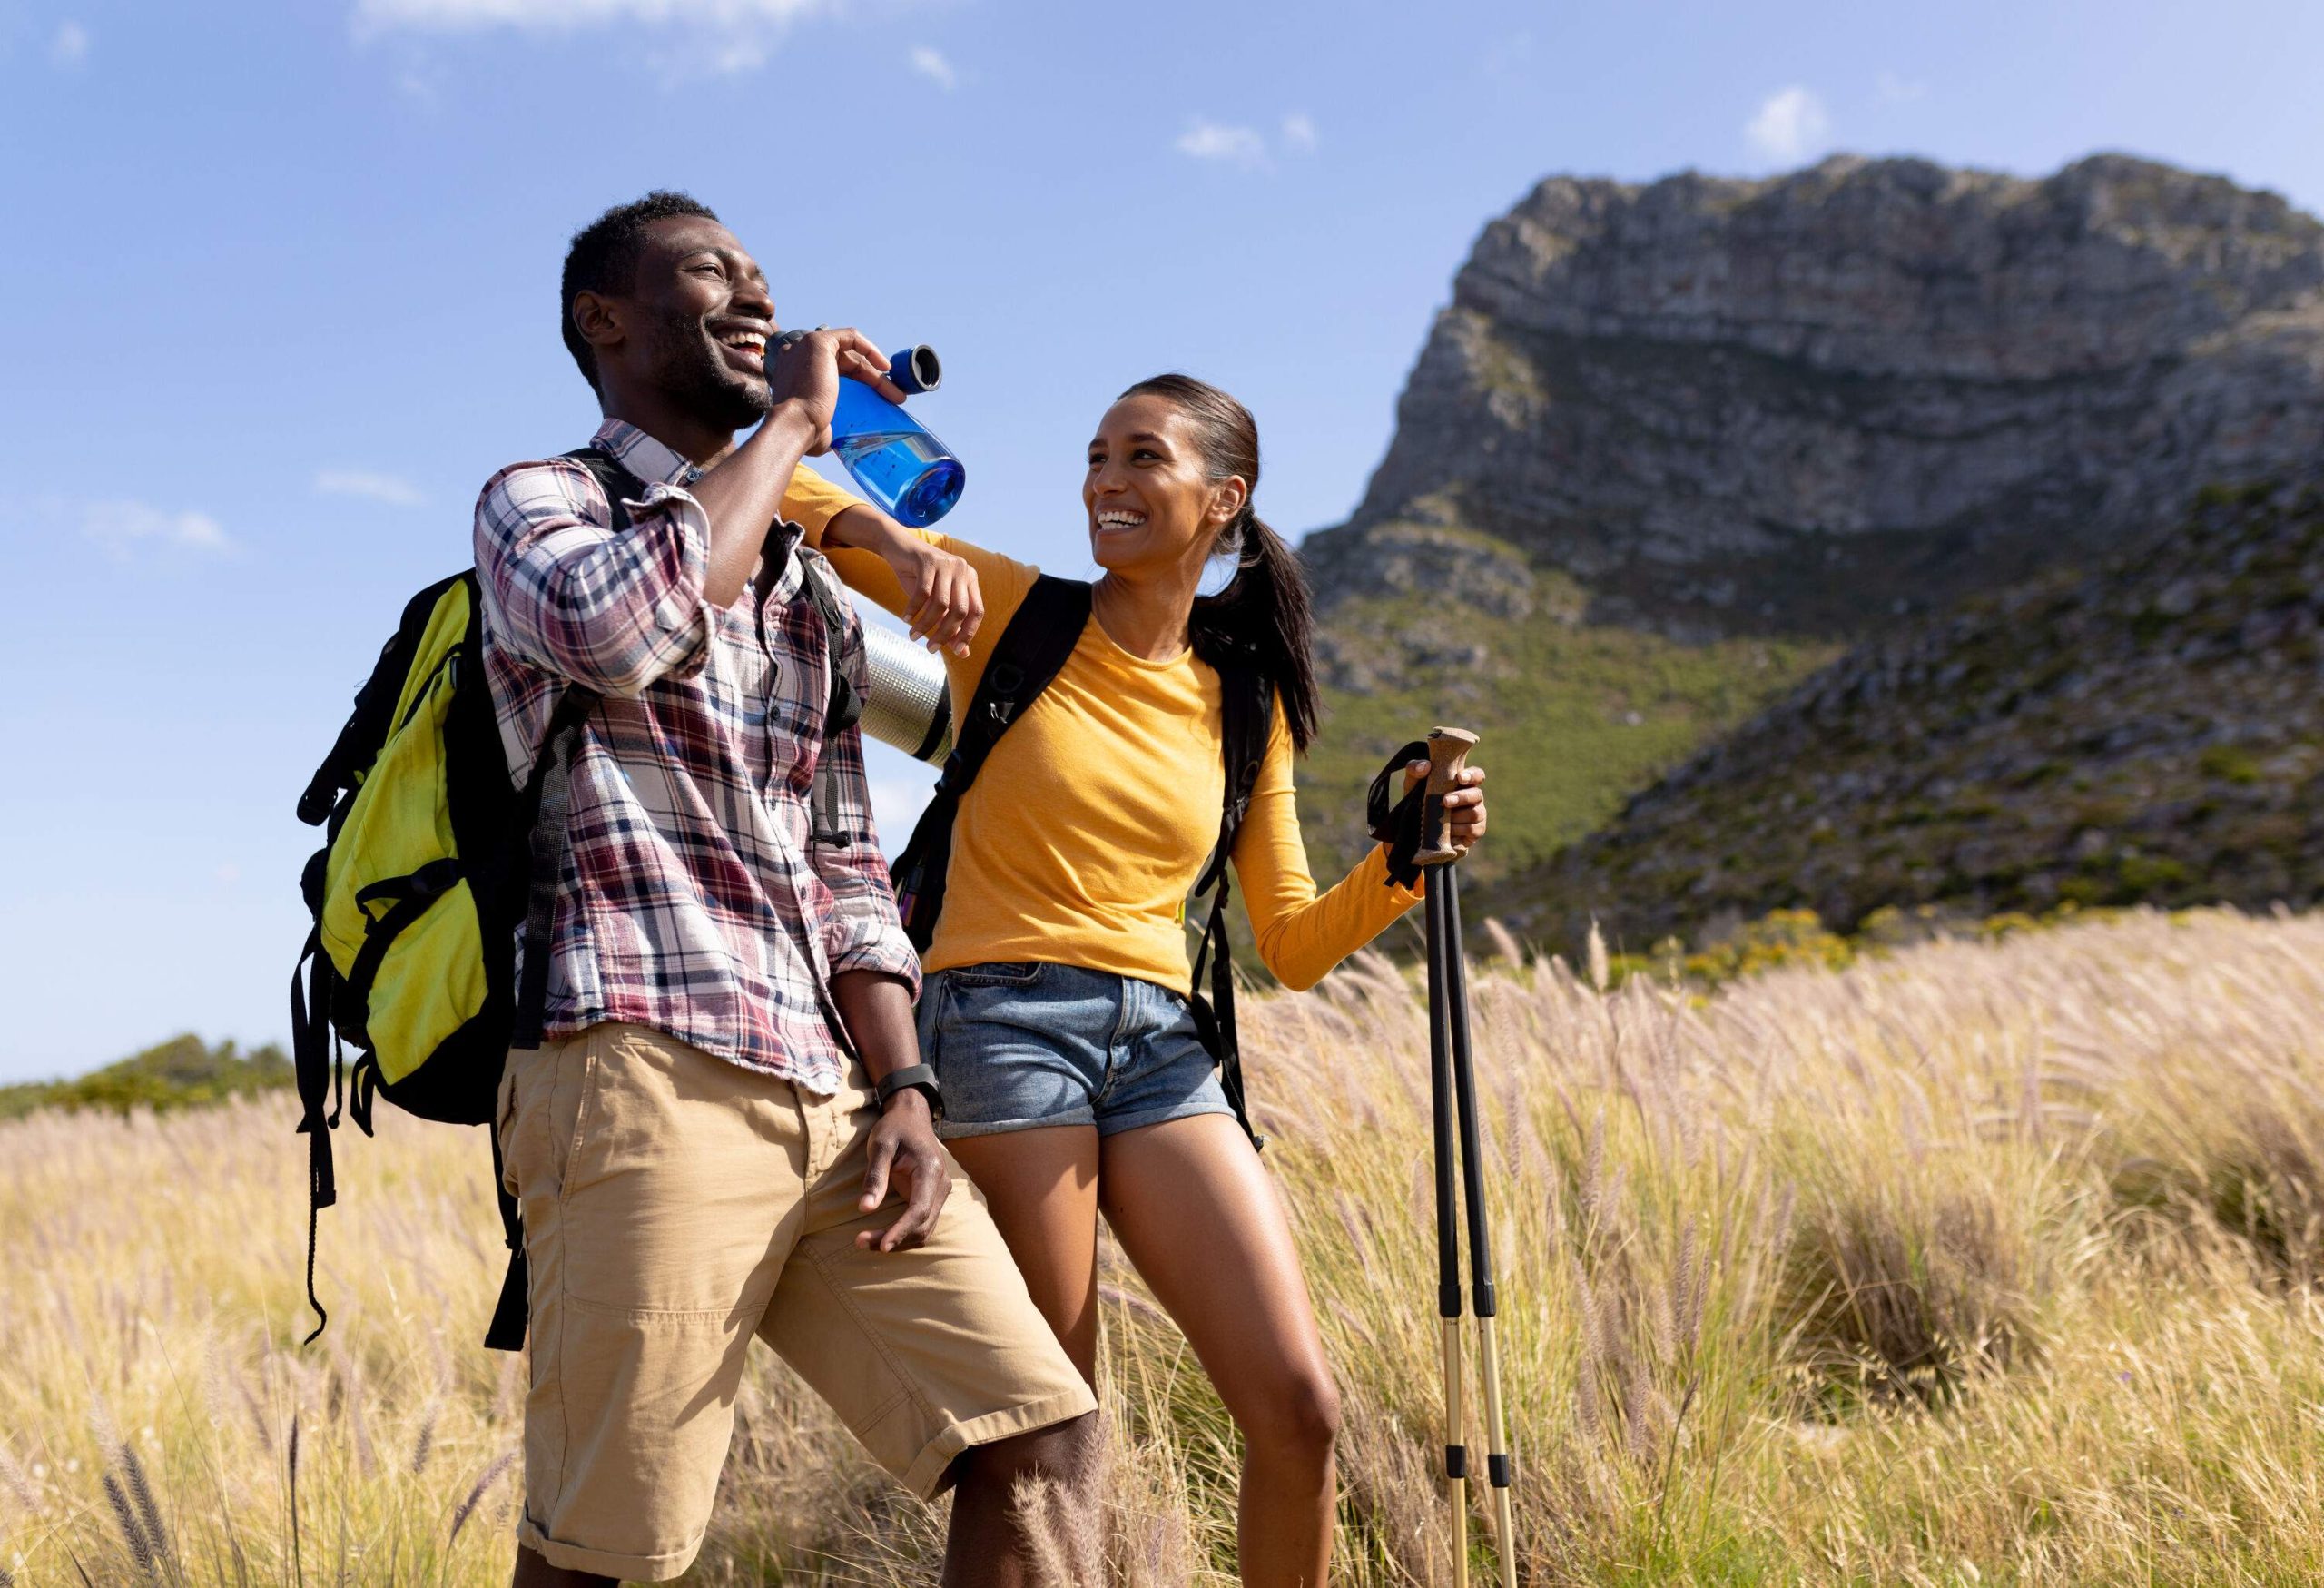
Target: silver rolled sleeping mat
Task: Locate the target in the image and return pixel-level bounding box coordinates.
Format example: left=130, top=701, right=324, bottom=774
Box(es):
left=858, top=620, right=955, bottom=765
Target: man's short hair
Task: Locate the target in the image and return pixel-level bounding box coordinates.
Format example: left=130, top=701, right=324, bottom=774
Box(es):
left=560, top=191, right=721, bottom=392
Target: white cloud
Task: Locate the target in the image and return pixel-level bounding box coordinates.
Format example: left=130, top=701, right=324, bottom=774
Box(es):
left=74, top=500, right=231, bottom=561
left=1876, top=70, right=1927, bottom=104
left=1176, top=118, right=1268, bottom=167
left=708, top=35, right=765, bottom=74
left=1174, top=113, right=1319, bottom=169
left=1745, top=85, right=1831, bottom=164
left=354, top=0, right=825, bottom=29
left=316, top=469, right=427, bottom=508
left=909, top=44, right=954, bottom=90
left=351, top=0, right=831, bottom=74
left=50, top=20, right=90, bottom=66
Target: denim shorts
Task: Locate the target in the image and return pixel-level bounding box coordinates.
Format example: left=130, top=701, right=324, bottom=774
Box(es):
left=917, top=961, right=1235, bottom=1139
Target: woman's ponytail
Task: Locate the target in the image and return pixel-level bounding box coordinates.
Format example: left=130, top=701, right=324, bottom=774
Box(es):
left=1190, top=506, right=1317, bottom=751
left=1118, top=374, right=1322, bottom=752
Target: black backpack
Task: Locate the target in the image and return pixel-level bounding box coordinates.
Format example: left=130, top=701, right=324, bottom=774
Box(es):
left=290, top=445, right=866, bottom=1350
left=887, top=577, right=1275, bottom=1147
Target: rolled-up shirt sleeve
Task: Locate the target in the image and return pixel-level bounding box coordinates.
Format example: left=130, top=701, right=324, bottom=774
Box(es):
left=810, top=725, right=924, bottom=993
left=803, top=590, right=924, bottom=996
left=473, top=458, right=716, bottom=697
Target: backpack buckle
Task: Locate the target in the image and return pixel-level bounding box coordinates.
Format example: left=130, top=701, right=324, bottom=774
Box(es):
left=297, top=780, right=339, bottom=828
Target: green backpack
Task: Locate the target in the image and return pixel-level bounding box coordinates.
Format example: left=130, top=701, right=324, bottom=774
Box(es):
left=290, top=446, right=864, bottom=1349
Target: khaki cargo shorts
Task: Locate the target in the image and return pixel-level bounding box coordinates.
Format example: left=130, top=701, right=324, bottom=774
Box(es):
left=498, top=1021, right=1095, bottom=1582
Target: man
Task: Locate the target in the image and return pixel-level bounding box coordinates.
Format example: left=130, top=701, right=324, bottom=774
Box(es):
left=476, top=191, right=1095, bottom=1586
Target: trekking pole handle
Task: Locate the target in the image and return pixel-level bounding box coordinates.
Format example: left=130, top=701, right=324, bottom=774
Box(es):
left=1416, top=725, right=1479, bottom=866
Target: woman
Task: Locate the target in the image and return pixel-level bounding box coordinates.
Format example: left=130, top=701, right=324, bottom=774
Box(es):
left=812, top=373, right=1487, bottom=1585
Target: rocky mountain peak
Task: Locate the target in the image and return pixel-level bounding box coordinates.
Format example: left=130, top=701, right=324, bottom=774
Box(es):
left=1303, top=153, right=2324, bottom=641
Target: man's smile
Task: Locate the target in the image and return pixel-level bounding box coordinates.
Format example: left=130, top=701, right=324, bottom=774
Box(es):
left=713, top=321, right=768, bottom=374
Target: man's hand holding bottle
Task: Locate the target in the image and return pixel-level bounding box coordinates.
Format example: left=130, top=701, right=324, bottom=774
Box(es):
left=764, top=326, right=907, bottom=454
left=776, top=327, right=983, bottom=658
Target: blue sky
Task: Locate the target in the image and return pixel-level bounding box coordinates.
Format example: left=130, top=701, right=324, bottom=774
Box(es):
left=4, top=0, right=2321, bottom=1080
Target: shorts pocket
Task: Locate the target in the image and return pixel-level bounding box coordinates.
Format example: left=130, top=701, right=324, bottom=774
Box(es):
left=543, top=1030, right=607, bottom=1202
left=915, top=979, right=947, bottom=1061
left=945, top=961, right=1045, bottom=989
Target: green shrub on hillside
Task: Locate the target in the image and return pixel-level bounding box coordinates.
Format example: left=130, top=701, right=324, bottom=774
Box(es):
left=1599, top=899, right=2132, bottom=992
left=0, top=1033, right=292, bottom=1120
left=1301, top=587, right=1837, bottom=884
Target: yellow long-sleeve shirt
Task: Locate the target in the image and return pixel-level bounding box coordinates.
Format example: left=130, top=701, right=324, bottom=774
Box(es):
left=787, top=470, right=1423, bottom=995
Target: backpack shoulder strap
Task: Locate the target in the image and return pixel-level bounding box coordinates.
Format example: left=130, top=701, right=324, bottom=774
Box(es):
left=560, top=445, right=644, bottom=531
left=943, top=575, right=1093, bottom=800
left=1195, top=662, right=1275, bottom=898
left=887, top=576, right=1092, bottom=948
left=1187, top=657, right=1277, bottom=1153
left=797, top=552, right=871, bottom=848
left=796, top=553, right=866, bottom=739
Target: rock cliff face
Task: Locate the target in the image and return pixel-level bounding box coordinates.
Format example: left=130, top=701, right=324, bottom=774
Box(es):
left=1294, top=153, right=2324, bottom=906
left=1305, top=154, right=2324, bottom=640
left=1497, top=478, right=2324, bottom=947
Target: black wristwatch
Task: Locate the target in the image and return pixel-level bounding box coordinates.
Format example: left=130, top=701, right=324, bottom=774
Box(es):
left=875, top=1063, right=943, bottom=1121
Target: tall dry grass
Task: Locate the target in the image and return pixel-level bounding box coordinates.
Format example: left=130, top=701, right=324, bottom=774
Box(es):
left=7, top=908, right=2324, bottom=1583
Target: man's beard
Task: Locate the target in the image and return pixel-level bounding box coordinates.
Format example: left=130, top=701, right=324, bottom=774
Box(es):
left=645, top=305, right=770, bottom=432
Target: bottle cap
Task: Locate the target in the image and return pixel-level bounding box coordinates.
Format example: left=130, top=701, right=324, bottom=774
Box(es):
left=889, top=346, right=942, bottom=396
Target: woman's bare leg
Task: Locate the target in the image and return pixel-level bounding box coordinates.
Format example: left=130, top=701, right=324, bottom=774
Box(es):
left=1099, top=1115, right=1340, bottom=1588
left=944, top=1125, right=1105, bottom=1380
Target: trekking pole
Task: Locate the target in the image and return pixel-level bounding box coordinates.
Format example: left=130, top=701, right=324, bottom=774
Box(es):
left=1418, top=726, right=1519, bottom=1588
left=1444, top=853, right=1520, bottom=1586
left=1423, top=806, right=1469, bottom=1588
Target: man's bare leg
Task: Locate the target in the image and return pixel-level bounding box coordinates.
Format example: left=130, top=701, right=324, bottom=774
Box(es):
left=944, top=1412, right=1103, bottom=1588
left=512, top=1544, right=615, bottom=1588
left=508, top=1417, right=1100, bottom=1588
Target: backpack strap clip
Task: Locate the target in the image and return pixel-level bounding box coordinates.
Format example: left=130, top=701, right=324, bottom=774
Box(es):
left=932, top=751, right=970, bottom=801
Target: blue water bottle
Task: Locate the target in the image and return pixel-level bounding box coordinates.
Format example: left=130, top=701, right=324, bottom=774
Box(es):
left=773, top=333, right=966, bottom=528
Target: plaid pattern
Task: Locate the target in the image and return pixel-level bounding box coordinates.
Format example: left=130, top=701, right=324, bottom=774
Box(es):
left=473, top=419, right=919, bottom=1095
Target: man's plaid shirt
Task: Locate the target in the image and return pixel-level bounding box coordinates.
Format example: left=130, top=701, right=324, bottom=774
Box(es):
left=473, top=418, right=919, bottom=1095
